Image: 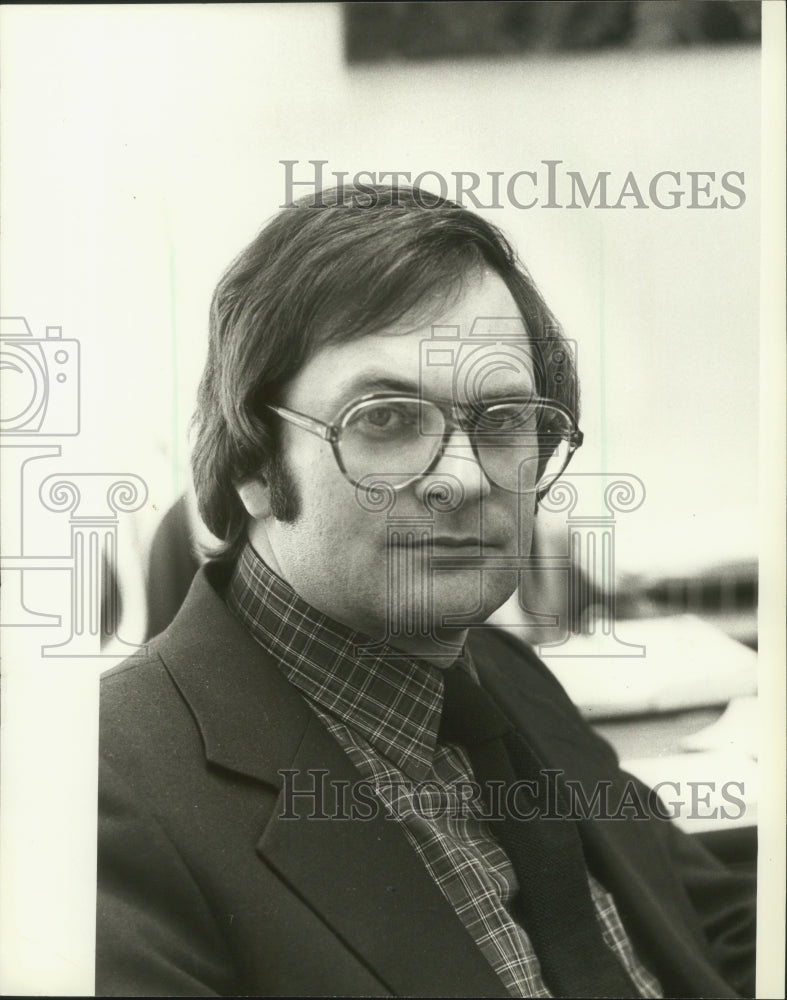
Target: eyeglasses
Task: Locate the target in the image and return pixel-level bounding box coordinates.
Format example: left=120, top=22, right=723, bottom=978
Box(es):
left=267, top=393, right=583, bottom=496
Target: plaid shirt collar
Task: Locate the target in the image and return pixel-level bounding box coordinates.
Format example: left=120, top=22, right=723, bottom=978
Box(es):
left=226, top=543, right=472, bottom=782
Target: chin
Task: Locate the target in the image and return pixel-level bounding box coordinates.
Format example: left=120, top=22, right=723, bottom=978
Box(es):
left=427, top=570, right=519, bottom=629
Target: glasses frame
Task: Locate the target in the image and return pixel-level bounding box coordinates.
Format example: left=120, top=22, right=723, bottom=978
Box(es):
left=267, top=392, right=583, bottom=496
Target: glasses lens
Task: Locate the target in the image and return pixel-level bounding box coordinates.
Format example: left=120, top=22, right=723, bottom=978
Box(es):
left=338, top=397, right=577, bottom=494
left=471, top=401, right=575, bottom=494
left=339, top=398, right=444, bottom=484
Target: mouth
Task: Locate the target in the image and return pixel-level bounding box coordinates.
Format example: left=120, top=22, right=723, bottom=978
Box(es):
left=432, top=537, right=488, bottom=548
left=388, top=536, right=503, bottom=549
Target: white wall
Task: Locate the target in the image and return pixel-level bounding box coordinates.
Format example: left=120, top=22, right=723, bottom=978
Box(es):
left=2, top=3, right=761, bottom=576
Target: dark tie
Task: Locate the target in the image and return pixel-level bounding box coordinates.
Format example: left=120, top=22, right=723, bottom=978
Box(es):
left=439, top=664, right=639, bottom=999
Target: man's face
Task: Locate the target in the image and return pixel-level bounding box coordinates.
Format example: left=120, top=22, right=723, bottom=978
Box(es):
left=243, top=269, right=538, bottom=656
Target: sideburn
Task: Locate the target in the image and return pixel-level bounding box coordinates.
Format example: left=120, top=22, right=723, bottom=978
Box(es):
left=266, top=451, right=302, bottom=523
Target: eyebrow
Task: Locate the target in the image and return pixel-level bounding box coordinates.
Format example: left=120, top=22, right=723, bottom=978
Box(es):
left=330, top=371, right=536, bottom=412
left=334, top=374, right=421, bottom=405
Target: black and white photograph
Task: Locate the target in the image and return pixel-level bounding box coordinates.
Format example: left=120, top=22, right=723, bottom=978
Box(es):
left=1, top=3, right=784, bottom=996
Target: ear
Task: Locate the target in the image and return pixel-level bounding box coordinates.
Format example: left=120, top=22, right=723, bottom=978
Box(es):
left=236, top=476, right=272, bottom=521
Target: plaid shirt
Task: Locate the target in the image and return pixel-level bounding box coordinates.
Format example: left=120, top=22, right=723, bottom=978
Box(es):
left=227, top=543, right=662, bottom=999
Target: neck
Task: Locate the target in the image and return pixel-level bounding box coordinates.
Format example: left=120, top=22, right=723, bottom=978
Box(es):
left=244, top=532, right=469, bottom=670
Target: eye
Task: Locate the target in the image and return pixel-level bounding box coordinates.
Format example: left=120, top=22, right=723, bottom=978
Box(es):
left=363, top=406, right=400, bottom=428
left=348, top=401, right=419, bottom=438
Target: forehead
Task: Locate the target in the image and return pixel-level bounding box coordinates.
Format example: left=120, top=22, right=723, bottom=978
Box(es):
left=285, top=271, right=537, bottom=415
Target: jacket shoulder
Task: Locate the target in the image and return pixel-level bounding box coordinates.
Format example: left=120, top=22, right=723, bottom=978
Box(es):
left=101, top=637, right=176, bottom=713
left=99, top=641, right=202, bottom=770
left=467, top=625, right=580, bottom=705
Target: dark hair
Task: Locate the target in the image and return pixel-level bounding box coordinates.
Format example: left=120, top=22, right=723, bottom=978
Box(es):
left=191, top=184, right=579, bottom=561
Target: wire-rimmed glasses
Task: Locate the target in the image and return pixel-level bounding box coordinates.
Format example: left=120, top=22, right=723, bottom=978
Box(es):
left=267, top=393, right=583, bottom=496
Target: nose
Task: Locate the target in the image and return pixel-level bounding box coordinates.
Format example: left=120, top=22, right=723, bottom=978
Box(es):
left=413, top=428, right=492, bottom=505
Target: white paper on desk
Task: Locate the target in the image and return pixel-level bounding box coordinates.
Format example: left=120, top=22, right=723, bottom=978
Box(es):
left=679, top=696, right=759, bottom=759
left=620, top=750, right=758, bottom=834
left=537, top=614, right=757, bottom=718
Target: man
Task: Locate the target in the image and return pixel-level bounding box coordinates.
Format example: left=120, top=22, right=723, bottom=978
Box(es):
left=97, top=184, right=755, bottom=997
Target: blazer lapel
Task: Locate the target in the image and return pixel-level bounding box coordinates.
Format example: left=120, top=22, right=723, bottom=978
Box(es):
left=158, top=564, right=508, bottom=998
left=470, top=629, right=740, bottom=999
left=259, top=711, right=509, bottom=998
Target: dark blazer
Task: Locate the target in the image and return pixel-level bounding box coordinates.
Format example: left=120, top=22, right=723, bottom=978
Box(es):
left=97, top=562, right=755, bottom=998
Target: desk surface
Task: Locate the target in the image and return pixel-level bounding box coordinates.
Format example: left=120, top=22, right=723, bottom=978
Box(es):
left=592, top=705, right=757, bottom=835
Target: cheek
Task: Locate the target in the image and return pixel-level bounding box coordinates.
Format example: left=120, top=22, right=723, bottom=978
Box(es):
left=296, top=470, right=386, bottom=563
left=516, top=494, right=537, bottom=541
left=290, top=440, right=349, bottom=521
